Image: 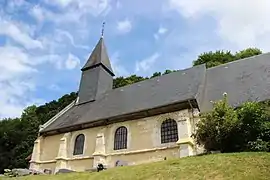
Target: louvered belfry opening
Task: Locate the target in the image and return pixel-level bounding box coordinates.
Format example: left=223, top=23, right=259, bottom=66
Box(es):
left=161, top=119, right=179, bottom=144
left=73, top=134, right=85, bottom=155
left=114, top=126, right=128, bottom=150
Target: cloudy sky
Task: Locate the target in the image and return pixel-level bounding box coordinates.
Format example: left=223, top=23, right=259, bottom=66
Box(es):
left=0, top=0, right=270, bottom=118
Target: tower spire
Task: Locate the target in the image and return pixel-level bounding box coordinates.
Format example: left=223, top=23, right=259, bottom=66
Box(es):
left=101, top=22, right=105, bottom=38
left=77, top=25, right=114, bottom=104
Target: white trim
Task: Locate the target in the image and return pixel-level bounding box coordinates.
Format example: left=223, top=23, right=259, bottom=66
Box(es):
left=109, top=145, right=179, bottom=156
left=30, top=160, right=56, bottom=164
left=39, top=100, right=76, bottom=132
left=56, top=156, right=94, bottom=161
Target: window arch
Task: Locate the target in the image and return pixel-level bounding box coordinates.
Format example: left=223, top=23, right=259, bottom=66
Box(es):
left=161, top=119, right=178, bottom=144
left=114, top=126, right=128, bottom=150
left=73, top=134, right=85, bottom=155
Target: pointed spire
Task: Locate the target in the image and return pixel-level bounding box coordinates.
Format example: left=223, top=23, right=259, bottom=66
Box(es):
left=81, top=32, right=114, bottom=76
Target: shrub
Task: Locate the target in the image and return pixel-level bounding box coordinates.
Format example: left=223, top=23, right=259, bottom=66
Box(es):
left=193, top=94, right=270, bottom=152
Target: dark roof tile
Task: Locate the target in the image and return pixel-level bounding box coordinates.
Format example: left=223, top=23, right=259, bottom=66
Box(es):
left=41, top=64, right=206, bottom=132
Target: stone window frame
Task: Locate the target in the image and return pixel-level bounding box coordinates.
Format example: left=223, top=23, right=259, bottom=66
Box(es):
left=114, top=126, right=128, bottom=150
left=72, top=133, right=86, bottom=156
left=160, top=118, right=179, bottom=144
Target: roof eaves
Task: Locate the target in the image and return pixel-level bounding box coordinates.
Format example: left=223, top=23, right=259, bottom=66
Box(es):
left=41, top=97, right=196, bottom=134
left=39, top=99, right=76, bottom=133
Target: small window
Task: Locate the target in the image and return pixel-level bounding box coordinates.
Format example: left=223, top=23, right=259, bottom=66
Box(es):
left=114, top=126, right=128, bottom=150
left=73, top=134, right=85, bottom=155
left=161, top=119, right=178, bottom=144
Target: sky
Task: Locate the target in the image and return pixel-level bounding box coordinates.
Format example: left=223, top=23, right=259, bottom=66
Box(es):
left=1, top=0, right=270, bottom=118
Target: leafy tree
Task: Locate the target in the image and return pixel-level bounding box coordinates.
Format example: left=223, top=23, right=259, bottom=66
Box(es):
left=235, top=48, right=262, bottom=60
left=150, top=72, right=161, bottom=78
left=192, top=94, right=239, bottom=152
left=236, top=102, right=270, bottom=151
left=193, top=50, right=235, bottom=68
left=0, top=93, right=77, bottom=173
left=193, top=48, right=263, bottom=68
left=113, top=75, right=146, bottom=89
left=193, top=94, right=270, bottom=153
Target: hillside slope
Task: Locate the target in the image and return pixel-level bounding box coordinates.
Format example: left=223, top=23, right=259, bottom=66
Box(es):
left=6, top=152, right=270, bottom=180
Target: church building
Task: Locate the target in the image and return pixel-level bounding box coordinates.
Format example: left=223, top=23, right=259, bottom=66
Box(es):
left=29, top=34, right=270, bottom=173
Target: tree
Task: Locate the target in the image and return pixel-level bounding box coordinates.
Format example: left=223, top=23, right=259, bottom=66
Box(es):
left=113, top=75, right=147, bottom=89
left=150, top=72, right=161, bottom=78
left=235, top=48, right=262, bottom=60
left=192, top=94, right=239, bottom=152
left=193, top=48, right=263, bottom=68
left=236, top=102, right=270, bottom=151
left=193, top=94, right=270, bottom=153
left=193, top=50, right=235, bottom=68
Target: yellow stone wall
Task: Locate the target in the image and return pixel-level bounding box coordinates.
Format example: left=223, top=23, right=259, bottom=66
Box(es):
left=40, top=134, right=62, bottom=161
left=67, top=159, right=94, bottom=172
left=30, top=108, right=199, bottom=173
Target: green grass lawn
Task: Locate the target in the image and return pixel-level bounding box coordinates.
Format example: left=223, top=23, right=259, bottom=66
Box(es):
left=3, top=152, right=270, bottom=180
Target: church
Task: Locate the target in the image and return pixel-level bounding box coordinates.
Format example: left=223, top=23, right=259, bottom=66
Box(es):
left=29, top=34, right=270, bottom=174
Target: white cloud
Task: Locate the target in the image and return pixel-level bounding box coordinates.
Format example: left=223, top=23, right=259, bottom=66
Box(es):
left=55, top=29, right=89, bottom=49
left=31, top=5, right=45, bottom=22
left=117, top=19, right=132, bottom=34
left=154, top=26, right=168, bottom=40
left=42, top=0, right=112, bottom=20
left=110, top=52, right=129, bottom=77
left=48, top=84, right=61, bottom=91
left=169, top=0, right=270, bottom=50
left=0, top=46, right=36, bottom=80
left=65, top=54, right=81, bottom=70
left=0, top=17, right=43, bottom=49
left=0, top=45, right=38, bottom=118
left=136, top=53, right=160, bottom=73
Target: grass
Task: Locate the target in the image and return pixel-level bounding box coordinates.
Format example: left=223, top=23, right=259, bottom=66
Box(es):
left=3, top=152, right=270, bottom=180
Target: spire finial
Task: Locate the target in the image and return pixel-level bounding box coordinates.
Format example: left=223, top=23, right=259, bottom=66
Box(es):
left=101, top=22, right=105, bottom=38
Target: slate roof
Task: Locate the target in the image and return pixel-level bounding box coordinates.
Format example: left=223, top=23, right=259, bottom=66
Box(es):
left=41, top=64, right=206, bottom=133
left=200, top=52, right=270, bottom=112
left=81, top=37, right=114, bottom=75
left=40, top=36, right=270, bottom=134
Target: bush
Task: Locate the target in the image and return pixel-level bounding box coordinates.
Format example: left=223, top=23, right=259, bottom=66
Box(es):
left=193, top=94, right=270, bottom=152
left=248, top=139, right=270, bottom=152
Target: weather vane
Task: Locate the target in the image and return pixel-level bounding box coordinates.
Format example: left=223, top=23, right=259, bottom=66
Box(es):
left=101, top=22, right=105, bottom=37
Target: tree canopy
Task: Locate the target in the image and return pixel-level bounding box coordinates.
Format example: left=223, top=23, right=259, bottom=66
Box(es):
left=193, top=48, right=262, bottom=68
left=193, top=94, right=270, bottom=152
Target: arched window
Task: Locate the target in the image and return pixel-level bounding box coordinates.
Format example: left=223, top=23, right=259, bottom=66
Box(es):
left=161, top=119, right=178, bottom=144
left=114, top=126, right=128, bottom=150
left=73, top=134, right=85, bottom=155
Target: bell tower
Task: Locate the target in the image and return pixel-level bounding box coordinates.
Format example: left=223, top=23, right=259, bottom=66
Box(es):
left=77, top=23, right=114, bottom=104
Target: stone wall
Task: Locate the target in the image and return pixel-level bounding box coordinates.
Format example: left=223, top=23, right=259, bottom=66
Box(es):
left=30, top=108, right=200, bottom=173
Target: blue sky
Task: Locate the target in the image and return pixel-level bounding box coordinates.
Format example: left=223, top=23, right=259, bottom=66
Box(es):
left=0, top=0, right=270, bottom=118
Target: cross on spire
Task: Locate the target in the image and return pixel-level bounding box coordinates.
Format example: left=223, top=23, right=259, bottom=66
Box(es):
left=101, top=22, right=105, bottom=37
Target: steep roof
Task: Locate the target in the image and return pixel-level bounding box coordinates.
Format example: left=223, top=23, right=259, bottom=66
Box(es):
left=40, top=49, right=270, bottom=134
left=200, top=52, right=270, bottom=112
left=40, top=64, right=206, bottom=133
left=81, top=37, right=114, bottom=76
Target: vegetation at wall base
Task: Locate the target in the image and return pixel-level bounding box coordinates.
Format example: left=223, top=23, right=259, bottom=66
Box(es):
left=0, top=47, right=267, bottom=173
left=0, top=152, right=269, bottom=180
